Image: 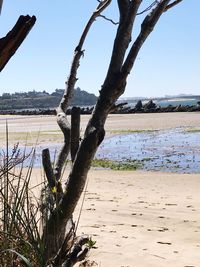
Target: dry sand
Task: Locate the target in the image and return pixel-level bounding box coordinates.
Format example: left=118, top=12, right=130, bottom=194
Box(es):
left=30, top=168, right=200, bottom=267
left=1, top=113, right=200, bottom=266
left=74, top=170, right=200, bottom=267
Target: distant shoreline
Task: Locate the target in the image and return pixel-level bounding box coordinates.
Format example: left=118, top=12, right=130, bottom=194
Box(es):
left=0, top=101, right=200, bottom=116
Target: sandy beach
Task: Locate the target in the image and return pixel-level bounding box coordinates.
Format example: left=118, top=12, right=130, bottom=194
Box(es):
left=29, top=168, right=200, bottom=267
left=75, top=170, right=200, bottom=267
left=1, top=113, right=200, bottom=266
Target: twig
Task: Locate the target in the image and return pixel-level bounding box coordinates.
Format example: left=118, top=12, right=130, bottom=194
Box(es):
left=99, top=14, right=119, bottom=25
left=75, top=178, right=89, bottom=234
left=137, top=1, right=159, bottom=15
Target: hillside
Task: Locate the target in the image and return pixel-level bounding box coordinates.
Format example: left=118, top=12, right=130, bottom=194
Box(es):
left=0, top=88, right=97, bottom=110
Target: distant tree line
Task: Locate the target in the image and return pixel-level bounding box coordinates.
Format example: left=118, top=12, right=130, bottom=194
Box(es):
left=0, top=87, right=97, bottom=110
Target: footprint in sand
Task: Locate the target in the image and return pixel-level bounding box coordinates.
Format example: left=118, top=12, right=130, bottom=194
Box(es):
left=165, top=203, right=177, bottom=206
left=131, top=224, right=144, bottom=228
left=158, top=227, right=169, bottom=232
left=131, top=213, right=143, bottom=216
left=157, top=241, right=172, bottom=245
left=138, top=200, right=147, bottom=204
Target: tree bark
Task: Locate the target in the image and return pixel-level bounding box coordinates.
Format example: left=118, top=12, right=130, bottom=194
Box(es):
left=70, top=107, right=81, bottom=162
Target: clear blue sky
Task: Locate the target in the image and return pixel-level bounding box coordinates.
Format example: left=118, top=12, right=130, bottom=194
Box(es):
left=0, top=0, right=199, bottom=98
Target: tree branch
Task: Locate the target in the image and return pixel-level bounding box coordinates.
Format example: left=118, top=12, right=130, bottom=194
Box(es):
left=164, top=0, right=183, bottom=12
left=121, top=0, right=173, bottom=78
left=99, top=14, right=119, bottom=25
left=101, top=0, right=142, bottom=79
left=42, top=149, right=56, bottom=190
left=137, top=0, right=159, bottom=15
left=58, top=0, right=112, bottom=113
left=45, top=0, right=111, bottom=203
left=51, top=1, right=111, bottom=186
left=0, top=0, right=3, bottom=14
left=0, top=15, right=36, bottom=72
left=53, top=112, right=71, bottom=181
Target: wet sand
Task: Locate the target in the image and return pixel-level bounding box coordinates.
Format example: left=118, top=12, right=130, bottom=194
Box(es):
left=0, top=112, right=200, bottom=146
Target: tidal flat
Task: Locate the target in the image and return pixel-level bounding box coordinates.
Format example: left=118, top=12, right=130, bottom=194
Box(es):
left=1, top=113, right=200, bottom=173
left=96, top=128, right=200, bottom=173
left=17, top=128, right=200, bottom=173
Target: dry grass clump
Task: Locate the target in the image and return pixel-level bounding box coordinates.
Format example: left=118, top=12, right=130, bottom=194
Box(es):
left=0, top=143, right=45, bottom=267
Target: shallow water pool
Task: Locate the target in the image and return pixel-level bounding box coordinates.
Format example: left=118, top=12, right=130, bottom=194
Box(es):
left=96, top=128, right=200, bottom=173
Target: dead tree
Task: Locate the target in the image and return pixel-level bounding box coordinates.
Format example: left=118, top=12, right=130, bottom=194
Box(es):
left=41, top=0, right=183, bottom=266
left=0, top=9, right=36, bottom=72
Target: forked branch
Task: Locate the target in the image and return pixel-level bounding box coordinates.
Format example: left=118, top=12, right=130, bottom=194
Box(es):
left=121, top=0, right=172, bottom=78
